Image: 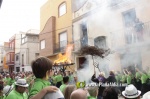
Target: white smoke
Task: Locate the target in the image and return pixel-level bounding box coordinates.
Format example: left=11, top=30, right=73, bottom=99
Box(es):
left=73, top=0, right=150, bottom=77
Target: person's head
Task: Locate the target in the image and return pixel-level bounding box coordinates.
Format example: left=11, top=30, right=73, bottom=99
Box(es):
left=109, top=71, right=115, bottom=76
left=103, top=87, right=118, bottom=99
left=63, top=76, right=69, bottom=84
left=64, top=85, right=76, bottom=99
left=31, top=57, right=53, bottom=79
left=15, top=79, right=28, bottom=94
left=73, top=76, right=77, bottom=82
left=122, top=84, right=141, bottom=99
left=87, top=86, right=98, bottom=97
left=99, top=72, right=105, bottom=77
left=70, top=89, right=87, bottom=99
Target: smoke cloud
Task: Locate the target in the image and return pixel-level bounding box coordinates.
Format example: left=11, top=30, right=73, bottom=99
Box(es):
left=74, top=0, right=150, bottom=79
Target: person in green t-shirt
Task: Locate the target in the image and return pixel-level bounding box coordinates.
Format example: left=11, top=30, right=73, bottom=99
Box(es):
left=28, top=57, right=58, bottom=99
left=123, top=69, right=132, bottom=85
left=6, top=79, right=28, bottom=99
left=9, top=75, right=15, bottom=86
left=4, top=74, right=11, bottom=86
left=135, top=71, right=142, bottom=90
left=60, top=76, right=69, bottom=93
left=120, top=74, right=127, bottom=83
left=135, top=67, right=149, bottom=96
left=55, top=71, right=63, bottom=88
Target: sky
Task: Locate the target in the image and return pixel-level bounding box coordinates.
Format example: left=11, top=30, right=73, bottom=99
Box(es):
left=0, top=0, right=47, bottom=45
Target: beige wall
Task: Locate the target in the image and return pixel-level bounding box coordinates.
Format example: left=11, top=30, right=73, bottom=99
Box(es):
left=40, top=0, right=73, bottom=69
left=20, top=35, right=39, bottom=71
left=40, top=0, right=73, bottom=44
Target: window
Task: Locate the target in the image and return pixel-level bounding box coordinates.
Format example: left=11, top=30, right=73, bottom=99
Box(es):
left=21, top=34, right=27, bottom=44
left=16, top=67, right=20, bottom=72
left=40, top=40, right=45, bottom=49
left=122, top=9, right=136, bottom=27
left=16, top=55, right=19, bottom=61
left=59, top=2, right=67, bottom=16
left=22, top=54, right=24, bottom=65
left=10, top=43, right=12, bottom=49
left=21, top=38, right=25, bottom=44
left=22, top=68, right=24, bottom=72
left=80, top=22, right=88, bottom=47
left=8, top=54, right=11, bottom=62
left=94, top=36, right=107, bottom=49
left=11, top=53, right=14, bottom=62
left=12, top=42, right=14, bottom=49
left=59, top=32, right=67, bottom=48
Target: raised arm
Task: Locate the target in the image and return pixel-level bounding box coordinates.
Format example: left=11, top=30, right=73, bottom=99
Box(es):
left=123, top=69, right=128, bottom=76
left=29, top=86, right=58, bottom=99
left=135, top=67, right=143, bottom=74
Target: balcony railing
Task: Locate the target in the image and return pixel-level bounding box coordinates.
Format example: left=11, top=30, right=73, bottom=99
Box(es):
left=5, top=47, right=15, bottom=53
left=53, top=40, right=68, bottom=53
left=110, top=21, right=150, bottom=48
left=73, top=38, right=94, bottom=52
left=6, top=61, right=14, bottom=66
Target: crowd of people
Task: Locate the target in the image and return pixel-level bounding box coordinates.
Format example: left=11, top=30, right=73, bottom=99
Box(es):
left=0, top=57, right=149, bottom=99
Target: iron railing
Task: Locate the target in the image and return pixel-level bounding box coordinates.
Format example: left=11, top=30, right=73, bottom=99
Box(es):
left=73, top=38, right=94, bottom=52
left=53, top=40, right=68, bottom=53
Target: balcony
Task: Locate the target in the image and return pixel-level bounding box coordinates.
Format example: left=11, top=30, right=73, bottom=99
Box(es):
left=5, top=47, right=15, bottom=53
left=110, top=21, right=150, bottom=49
left=6, top=61, right=14, bottom=66
left=73, top=38, right=94, bottom=52
left=53, top=40, right=68, bottom=54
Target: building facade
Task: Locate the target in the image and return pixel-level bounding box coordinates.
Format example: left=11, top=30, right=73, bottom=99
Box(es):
left=40, top=0, right=74, bottom=68
left=0, top=46, right=4, bottom=72
left=19, top=30, right=39, bottom=72
left=5, top=36, right=15, bottom=73
left=72, top=0, right=150, bottom=76
left=14, top=33, right=22, bottom=72
left=3, top=42, right=9, bottom=72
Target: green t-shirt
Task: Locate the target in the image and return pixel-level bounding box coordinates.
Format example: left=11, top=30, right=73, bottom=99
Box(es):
left=135, top=72, right=141, bottom=82
left=59, top=84, right=67, bottom=93
left=148, top=71, right=150, bottom=79
left=5, top=78, right=11, bottom=85
left=10, top=79, right=15, bottom=85
left=115, top=74, right=122, bottom=83
left=121, top=75, right=126, bottom=83
left=88, top=96, right=97, bottom=99
left=0, top=96, right=3, bottom=99
left=28, top=78, right=51, bottom=98
left=127, top=75, right=132, bottom=85
left=69, top=75, right=73, bottom=81
left=52, top=76, right=57, bottom=84
left=55, top=75, right=63, bottom=83
left=141, top=74, right=148, bottom=84
left=6, top=90, right=28, bottom=99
